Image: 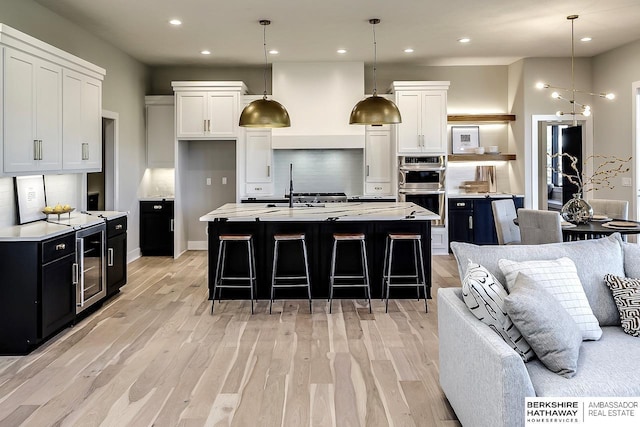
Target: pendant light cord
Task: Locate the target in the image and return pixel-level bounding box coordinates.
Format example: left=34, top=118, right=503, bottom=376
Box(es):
left=263, top=22, right=268, bottom=99
left=569, top=15, right=577, bottom=125
left=372, top=20, right=378, bottom=96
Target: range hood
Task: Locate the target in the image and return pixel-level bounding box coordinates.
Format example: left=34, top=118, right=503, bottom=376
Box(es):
left=271, top=62, right=365, bottom=149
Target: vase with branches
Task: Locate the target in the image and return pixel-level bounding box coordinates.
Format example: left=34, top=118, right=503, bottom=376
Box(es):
left=548, top=153, right=631, bottom=223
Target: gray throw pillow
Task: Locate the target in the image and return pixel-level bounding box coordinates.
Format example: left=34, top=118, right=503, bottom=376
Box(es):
left=622, top=242, right=640, bottom=278
left=505, top=273, right=583, bottom=378
left=461, top=261, right=534, bottom=361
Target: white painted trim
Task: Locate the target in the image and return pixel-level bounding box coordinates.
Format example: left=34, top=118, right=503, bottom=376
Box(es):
left=127, top=248, right=141, bottom=264
left=632, top=81, right=640, bottom=221
left=187, top=241, right=208, bottom=250
left=530, top=115, right=593, bottom=210
left=102, top=110, right=120, bottom=210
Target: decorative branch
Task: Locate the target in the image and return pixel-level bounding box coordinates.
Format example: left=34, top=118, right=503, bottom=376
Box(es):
left=547, top=153, right=631, bottom=194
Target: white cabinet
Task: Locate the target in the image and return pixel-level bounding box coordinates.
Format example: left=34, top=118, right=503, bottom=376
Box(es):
left=172, top=82, right=247, bottom=139
left=3, top=47, right=63, bottom=173
left=62, top=69, right=102, bottom=171
left=245, top=129, right=273, bottom=195
left=391, top=81, right=449, bottom=155
left=0, top=25, right=105, bottom=176
left=145, top=96, right=175, bottom=168
left=364, top=125, right=393, bottom=195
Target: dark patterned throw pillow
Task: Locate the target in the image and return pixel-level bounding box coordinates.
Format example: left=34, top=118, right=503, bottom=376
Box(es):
left=604, top=274, right=640, bottom=337
left=462, top=261, right=535, bottom=361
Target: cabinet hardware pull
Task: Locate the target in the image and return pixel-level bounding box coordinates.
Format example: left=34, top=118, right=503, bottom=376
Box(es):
left=267, top=165, right=270, bottom=177
left=366, top=165, right=370, bottom=176
left=375, top=186, right=382, bottom=190
left=115, top=224, right=123, bottom=230
left=469, top=215, right=473, bottom=230
left=456, top=202, right=465, bottom=207
left=72, top=263, right=79, bottom=285
left=82, top=143, right=89, bottom=160
left=170, top=219, right=174, bottom=232
left=208, top=120, right=211, bottom=132
left=34, top=140, right=39, bottom=160
left=255, top=187, right=262, bottom=191
left=55, top=243, right=66, bottom=250
left=153, top=205, right=163, bottom=210
left=108, top=248, right=114, bottom=266
left=204, top=119, right=207, bottom=132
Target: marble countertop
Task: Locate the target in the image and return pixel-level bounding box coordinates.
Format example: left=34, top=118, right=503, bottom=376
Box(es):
left=200, top=202, right=439, bottom=222
left=0, top=221, right=74, bottom=241
left=85, top=210, right=128, bottom=220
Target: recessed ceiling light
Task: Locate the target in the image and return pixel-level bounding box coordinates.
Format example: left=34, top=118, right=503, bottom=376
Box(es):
left=200, top=50, right=211, bottom=55
left=581, top=37, right=592, bottom=42
left=458, top=37, right=471, bottom=43
left=269, top=49, right=279, bottom=55
left=404, top=48, right=414, bottom=53
left=169, top=19, right=182, bottom=26
left=337, top=49, right=347, bottom=54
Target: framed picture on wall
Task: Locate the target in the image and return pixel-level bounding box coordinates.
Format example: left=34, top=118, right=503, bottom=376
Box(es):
left=14, top=175, right=47, bottom=224
left=452, top=126, right=480, bottom=154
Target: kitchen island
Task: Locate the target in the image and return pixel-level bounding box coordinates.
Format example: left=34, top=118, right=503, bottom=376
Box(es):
left=200, top=202, right=439, bottom=302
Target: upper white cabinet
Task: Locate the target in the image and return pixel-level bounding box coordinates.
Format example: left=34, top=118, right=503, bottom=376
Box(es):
left=62, top=69, right=102, bottom=171
left=245, top=129, right=273, bottom=195
left=0, top=24, right=106, bottom=176
left=145, top=96, right=175, bottom=168
left=364, top=125, right=393, bottom=195
left=3, top=47, right=63, bottom=173
left=391, top=81, right=449, bottom=155
left=172, top=82, right=247, bottom=139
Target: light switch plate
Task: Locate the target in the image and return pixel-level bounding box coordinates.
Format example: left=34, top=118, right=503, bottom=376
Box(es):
left=622, top=177, right=632, bottom=187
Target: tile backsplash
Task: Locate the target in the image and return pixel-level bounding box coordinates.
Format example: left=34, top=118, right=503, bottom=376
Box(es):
left=139, top=168, right=175, bottom=198
left=273, top=149, right=363, bottom=196
left=0, top=174, right=83, bottom=228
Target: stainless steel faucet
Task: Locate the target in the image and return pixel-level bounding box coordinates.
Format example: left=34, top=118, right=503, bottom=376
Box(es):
left=288, top=163, right=294, bottom=208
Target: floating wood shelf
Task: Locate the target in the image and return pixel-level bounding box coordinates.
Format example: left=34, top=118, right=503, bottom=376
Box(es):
left=447, top=114, right=516, bottom=123
left=448, top=153, right=517, bottom=161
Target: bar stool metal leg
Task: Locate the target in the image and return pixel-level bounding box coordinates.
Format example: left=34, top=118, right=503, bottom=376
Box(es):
left=302, top=237, right=312, bottom=314
left=382, top=236, right=390, bottom=301
left=329, top=238, right=337, bottom=313
left=247, top=239, right=254, bottom=314
left=270, top=233, right=312, bottom=314
left=270, top=239, right=279, bottom=314
left=211, top=239, right=225, bottom=314
left=417, top=238, right=428, bottom=313
left=385, top=239, right=394, bottom=313
left=361, top=239, right=372, bottom=313
left=211, top=235, right=256, bottom=315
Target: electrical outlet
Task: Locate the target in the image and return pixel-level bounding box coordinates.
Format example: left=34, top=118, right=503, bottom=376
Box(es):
left=222, top=177, right=227, bottom=185
left=622, top=177, right=632, bottom=187
left=206, top=178, right=211, bottom=186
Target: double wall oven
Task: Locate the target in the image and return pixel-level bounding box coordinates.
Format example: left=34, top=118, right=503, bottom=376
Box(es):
left=397, top=156, right=446, bottom=225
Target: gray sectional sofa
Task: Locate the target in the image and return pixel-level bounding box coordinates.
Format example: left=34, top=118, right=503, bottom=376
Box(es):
left=438, top=234, right=640, bottom=427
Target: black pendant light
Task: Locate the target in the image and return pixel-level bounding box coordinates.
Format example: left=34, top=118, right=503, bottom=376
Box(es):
left=350, top=18, right=401, bottom=125
left=239, top=20, right=291, bottom=128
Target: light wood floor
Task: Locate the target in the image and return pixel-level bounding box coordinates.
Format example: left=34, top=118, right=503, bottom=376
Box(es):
left=0, top=252, right=463, bottom=427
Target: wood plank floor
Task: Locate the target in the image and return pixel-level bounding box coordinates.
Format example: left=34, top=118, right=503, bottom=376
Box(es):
left=0, top=252, right=463, bottom=427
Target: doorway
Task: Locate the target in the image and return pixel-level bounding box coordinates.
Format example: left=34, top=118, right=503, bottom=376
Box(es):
left=86, top=110, right=119, bottom=210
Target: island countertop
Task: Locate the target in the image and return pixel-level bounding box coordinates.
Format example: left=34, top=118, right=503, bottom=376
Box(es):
left=199, top=202, right=439, bottom=222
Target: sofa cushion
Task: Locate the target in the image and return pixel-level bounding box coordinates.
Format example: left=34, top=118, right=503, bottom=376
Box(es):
left=604, top=274, right=640, bottom=337
left=450, top=234, right=624, bottom=326
left=623, top=242, right=640, bottom=278
left=526, top=326, right=640, bottom=396
left=461, top=262, right=535, bottom=361
left=505, top=273, right=582, bottom=378
left=499, top=257, right=602, bottom=341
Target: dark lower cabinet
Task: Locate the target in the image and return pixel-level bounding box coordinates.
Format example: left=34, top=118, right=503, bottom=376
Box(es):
left=449, top=196, right=524, bottom=249
left=0, top=231, right=76, bottom=355
left=106, top=215, right=127, bottom=297
left=140, top=200, right=174, bottom=256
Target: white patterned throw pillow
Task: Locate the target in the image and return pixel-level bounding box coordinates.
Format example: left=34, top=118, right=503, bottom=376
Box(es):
left=604, top=274, right=640, bottom=337
left=462, top=261, right=534, bottom=361
left=498, top=257, right=602, bottom=341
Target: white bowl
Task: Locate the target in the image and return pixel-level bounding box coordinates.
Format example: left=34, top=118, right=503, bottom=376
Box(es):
left=475, top=147, right=485, bottom=154
left=488, top=145, right=499, bottom=153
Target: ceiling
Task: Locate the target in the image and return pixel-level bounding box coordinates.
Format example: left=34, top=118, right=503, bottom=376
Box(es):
left=34, top=0, right=640, bottom=67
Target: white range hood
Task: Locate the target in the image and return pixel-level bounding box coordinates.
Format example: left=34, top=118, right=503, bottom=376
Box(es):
left=271, top=62, right=365, bottom=149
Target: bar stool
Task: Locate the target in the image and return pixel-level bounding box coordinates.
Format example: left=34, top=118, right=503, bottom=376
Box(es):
left=270, top=233, right=312, bottom=314
left=329, top=233, right=372, bottom=313
left=211, top=234, right=256, bottom=314
left=381, top=233, right=428, bottom=313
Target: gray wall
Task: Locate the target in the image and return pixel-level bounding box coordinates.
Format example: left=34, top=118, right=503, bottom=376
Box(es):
left=592, top=39, right=640, bottom=204
left=0, top=0, right=149, bottom=256
left=150, top=65, right=267, bottom=95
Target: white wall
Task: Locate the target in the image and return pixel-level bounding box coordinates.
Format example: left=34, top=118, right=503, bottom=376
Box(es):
left=0, top=0, right=148, bottom=258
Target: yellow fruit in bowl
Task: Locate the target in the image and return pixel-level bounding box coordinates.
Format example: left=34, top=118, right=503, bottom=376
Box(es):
left=63, top=204, right=71, bottom=211
left=43, top=206, right=53, bottom=214
left=53, top=203, right=64, bottom=214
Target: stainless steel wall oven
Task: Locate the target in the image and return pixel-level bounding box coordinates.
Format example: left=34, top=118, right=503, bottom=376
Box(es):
left=398, top=156, right=446, bottom=225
